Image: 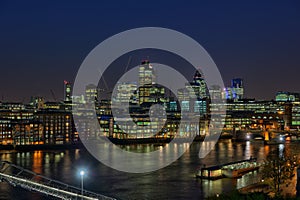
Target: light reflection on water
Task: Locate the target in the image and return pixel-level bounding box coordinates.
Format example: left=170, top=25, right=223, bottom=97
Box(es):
left=0, top=140, right=299, bottom=199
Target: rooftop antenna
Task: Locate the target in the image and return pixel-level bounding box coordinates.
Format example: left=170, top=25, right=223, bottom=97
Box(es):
left=50, top=89, right=57, bottom=102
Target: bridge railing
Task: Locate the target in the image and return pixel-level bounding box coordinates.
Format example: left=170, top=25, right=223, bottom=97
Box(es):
left=0, top=160, right=116, bottom=200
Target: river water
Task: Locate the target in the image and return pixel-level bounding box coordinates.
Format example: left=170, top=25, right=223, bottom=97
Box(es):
left=0, top=140, right=296, bottom=200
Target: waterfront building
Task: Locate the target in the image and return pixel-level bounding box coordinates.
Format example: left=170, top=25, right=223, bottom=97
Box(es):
left=2, top=74, right=300, bottom=145
left=0, top=104, right=45, bottom=145
left=0, top=119, right=12, bottom=145
left=210, top=99, right=288, bottom=131
left=13, top=119, right=44, bottom=145
left=35, top=110, right=75, bottom=144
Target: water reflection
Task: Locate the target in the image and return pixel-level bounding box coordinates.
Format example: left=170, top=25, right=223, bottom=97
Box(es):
left=0, top=140, right=300, bottom=199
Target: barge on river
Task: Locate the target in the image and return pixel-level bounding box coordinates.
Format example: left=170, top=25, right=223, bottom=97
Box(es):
left=196, top=157, right=260, bottom=180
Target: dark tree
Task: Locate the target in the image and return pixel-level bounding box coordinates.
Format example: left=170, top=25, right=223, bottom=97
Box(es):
left=261, top=149, right=298, bottom=196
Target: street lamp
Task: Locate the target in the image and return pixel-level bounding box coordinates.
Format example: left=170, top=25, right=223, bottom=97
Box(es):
left=80, top=170, right=85, bottom=198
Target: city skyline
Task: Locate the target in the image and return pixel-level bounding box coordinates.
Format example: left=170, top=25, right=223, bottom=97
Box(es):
left=1, top=1, right=300, bottom=102
left=0, top=72, right=296, bottom=104
left=2, top=1, right=300, bottom=199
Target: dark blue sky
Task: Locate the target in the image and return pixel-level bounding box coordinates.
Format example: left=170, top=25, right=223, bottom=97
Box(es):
left=0, top=0, right=300, bottom=102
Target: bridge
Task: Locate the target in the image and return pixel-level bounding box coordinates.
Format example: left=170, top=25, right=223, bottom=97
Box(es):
left=232, top=130, right=300, bottom=142
left=0, top=161, right=116, bottom=200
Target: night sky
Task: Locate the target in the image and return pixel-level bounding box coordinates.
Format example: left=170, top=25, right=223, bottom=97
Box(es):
left=0, top=0, right=300, bottom=102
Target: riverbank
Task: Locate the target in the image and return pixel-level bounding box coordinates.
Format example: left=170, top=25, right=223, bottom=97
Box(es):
left=238, top=182, right=270, bottom=194
left=108, top=134, right=233, bottom=145
left=0, top=143, right=84, bottom=151
left=0, top=135, right=234, bottom=150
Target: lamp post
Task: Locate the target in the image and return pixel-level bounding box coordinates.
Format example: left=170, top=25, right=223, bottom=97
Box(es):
left=80, top=170, right=85, bottom=199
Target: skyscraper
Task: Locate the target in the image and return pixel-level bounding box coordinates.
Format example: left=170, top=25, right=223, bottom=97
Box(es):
left=138, top=60, right=164, bottom=105
left=188, top=70, right=209, bottom=99
left=177, top=69, right=209, bottom=115
left=64, top=80, right=72, bottom=102
left=139, top=60, right=156, bottom=86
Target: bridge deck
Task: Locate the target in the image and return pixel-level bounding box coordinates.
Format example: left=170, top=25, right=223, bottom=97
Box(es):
left=0, top=161, right=116, bottom=200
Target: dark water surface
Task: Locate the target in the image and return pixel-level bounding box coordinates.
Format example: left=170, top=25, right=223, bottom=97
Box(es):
left=0, top=140, right=295, bottom=200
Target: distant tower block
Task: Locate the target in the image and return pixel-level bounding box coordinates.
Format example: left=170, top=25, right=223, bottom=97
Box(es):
left=138, top=60, right=156, bottom=86
left=64, top=80, right=72, bottom=101
left=85, top=84, right=99, bottom=103
left=231, top=78, right=244, bottom=100
left=138, top=60, right=164, bottom=105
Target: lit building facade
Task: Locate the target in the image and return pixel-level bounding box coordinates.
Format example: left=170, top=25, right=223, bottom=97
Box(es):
left=231, top=78, right=244, bottom=100
left=36, top=110, right=75, bottom=144
left=64, top=80, right=72, bottom=102
left=0, top=119, right=12, bottom=145
left=292, top=101, right=300, bottom=128
left=138, top=61, right=166, bottom=105
left=114, top=82, right=138, bottom=104
left=85, top=84, right=98, bottom=103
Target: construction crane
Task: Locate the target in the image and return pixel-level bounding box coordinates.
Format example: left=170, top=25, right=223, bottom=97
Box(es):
left=50, top=89, right=57, bottom=101
left=124, top=55, right=132, bottom=73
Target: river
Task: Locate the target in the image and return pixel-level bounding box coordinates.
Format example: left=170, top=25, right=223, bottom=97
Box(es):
left=0, top=140, right=296, bottom=200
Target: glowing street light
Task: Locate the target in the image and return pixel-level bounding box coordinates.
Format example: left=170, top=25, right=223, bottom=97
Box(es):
left=80, top=170, right=85, bottom=198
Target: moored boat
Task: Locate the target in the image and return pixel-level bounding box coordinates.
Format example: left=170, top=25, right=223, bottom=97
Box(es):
left=196, top=157, right=260, bottom=180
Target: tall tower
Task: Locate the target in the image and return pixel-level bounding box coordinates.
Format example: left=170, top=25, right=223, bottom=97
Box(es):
left=138, top=60, right=164, bottom=105
left=139, top=60, right=156, bottom=86
left=186, top=69, right=209, bottom=100
left=192, top=70, right=209, bottom=99
left=64, top=80, right=72, bottom=101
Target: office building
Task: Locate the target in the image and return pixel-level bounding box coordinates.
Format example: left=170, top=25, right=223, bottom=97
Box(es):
left=64, top=80, right=72, bottom=102
left=85, top=84, right=98, bottom=103
left=231, top=78, right=244, bottom=100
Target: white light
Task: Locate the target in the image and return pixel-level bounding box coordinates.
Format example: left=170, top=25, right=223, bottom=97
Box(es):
left=280, top=137, right=284, bottom=141
left=246, top=135, right=250, bottom=139
left=80, top=170, right=85, bottom=176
